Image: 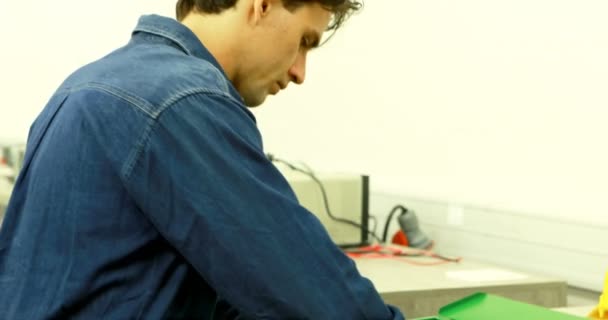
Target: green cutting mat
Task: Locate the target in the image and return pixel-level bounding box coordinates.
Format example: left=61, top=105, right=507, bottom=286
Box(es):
left=413, top=292, right=586, bottom=320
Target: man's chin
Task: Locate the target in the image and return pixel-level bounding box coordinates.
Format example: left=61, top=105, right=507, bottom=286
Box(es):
left=243, top=94, right=267, bottom=108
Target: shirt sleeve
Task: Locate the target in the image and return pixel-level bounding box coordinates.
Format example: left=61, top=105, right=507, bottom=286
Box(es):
left=122, top=92, right=405, bottom=320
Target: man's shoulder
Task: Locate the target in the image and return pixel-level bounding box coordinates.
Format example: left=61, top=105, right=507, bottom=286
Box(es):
left=60, top=44, right=235, bottom=119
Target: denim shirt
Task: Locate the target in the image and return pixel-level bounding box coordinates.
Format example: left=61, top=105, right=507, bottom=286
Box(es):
left=0, top=15, right=404, bottom=320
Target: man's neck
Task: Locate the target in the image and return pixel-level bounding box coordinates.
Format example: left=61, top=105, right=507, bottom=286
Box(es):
left=180, top=13, right=243, bottom=81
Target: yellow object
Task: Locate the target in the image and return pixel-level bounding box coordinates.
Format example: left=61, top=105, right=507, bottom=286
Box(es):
left=589, top=271, right=608, bottom=319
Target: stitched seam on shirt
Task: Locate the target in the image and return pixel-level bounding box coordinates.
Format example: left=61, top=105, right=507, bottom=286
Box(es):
left=158, top=88, right=240, bottom=115
left=122, top=116, right=155, bottom=181
left=69, top=82, right=158, bottom=118
left=120, top=90, right=243, bottom=181
left=64, top=83, right=240, bottom=180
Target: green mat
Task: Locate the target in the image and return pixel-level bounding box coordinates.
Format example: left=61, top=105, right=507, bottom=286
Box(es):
left=413, top=292, right=586, bottom=320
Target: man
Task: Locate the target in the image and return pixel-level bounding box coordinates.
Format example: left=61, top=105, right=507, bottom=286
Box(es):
left=0, top=0, right=405, bottom=318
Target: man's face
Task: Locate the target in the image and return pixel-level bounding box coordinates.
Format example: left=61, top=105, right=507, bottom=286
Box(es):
left=234, top=1, right=332, bottom=107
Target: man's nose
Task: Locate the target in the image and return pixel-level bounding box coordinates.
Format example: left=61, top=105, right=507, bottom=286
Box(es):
left=288, top=52, right=307, bottom=85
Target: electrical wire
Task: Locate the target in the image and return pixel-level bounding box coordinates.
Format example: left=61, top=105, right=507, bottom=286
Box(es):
left=368, top=215, right=378, bottom=236
left=267, top=154, right=383, bottom=244
left=381, top=204, right=408, bottom=243
left=344, top=244, right=462, bottom=265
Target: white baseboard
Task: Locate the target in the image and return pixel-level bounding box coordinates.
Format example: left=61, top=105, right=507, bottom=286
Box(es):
left=371, top=192, right=607, bottom=292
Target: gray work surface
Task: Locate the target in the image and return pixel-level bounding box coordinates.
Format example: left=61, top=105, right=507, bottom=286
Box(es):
left=553, top=305, right=595, bottom=317
left=354, top=253, right=567, bottom=318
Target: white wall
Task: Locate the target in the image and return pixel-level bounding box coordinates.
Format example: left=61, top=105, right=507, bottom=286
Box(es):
left=0, top=1, right=175, bottom=142
left=252, top=1, right=608, bottom=291
left=253, top=0, right=608, bottom=226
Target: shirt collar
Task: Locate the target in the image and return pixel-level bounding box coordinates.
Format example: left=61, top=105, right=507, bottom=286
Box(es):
left=132, top=14, right=243, bottom=102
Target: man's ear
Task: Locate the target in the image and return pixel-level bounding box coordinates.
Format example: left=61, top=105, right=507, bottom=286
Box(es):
left=250, top=0, right=273, bottom=25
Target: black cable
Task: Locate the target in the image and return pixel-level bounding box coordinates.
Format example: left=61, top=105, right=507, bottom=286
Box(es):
left=267, top=154, right=383, bottom=244
left=381, top=205, right=408, bottom=243
left=368, top=215, right=378, bottom=236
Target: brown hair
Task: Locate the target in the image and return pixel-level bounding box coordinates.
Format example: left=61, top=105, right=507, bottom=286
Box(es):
left=175, top=0, right=362, bottom=32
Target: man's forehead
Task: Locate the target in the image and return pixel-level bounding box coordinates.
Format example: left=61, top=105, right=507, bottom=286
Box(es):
left=306, top=7, right=333, bottom=33
left=298, top=3, right=332, bottom=26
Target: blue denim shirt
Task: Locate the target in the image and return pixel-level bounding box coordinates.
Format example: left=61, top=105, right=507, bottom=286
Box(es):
left=0, top=15, right=404, bottom=320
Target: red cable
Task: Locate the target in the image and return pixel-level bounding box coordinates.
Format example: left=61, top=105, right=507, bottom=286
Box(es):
left=344, top=244, right=461, bottom=266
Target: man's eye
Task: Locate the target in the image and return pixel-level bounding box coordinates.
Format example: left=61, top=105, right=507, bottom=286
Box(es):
left=301, top=37, right=310, bottom=48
